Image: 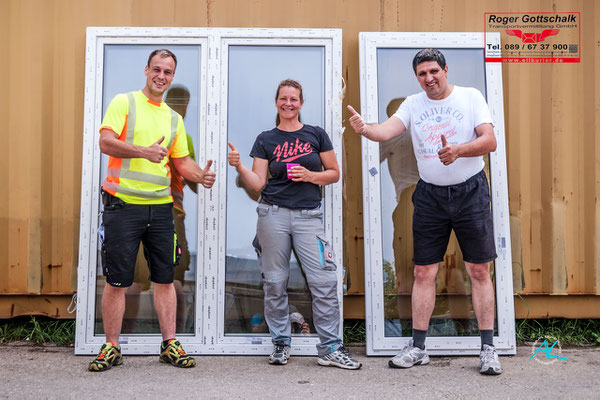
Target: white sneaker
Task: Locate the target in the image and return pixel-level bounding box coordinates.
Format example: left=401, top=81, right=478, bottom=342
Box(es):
left=269, top=344, right=290, bottom=365
left=480, top=344, right=502, bottom=375
left=318, top=346, right=361, bottom=370
left=388, top=339, right=430, bottom=368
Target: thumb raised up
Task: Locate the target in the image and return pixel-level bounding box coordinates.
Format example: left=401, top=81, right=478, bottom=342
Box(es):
left=200, top=159, right=216, bottom=189
left=145, top=136, right=167, bottom=163
left=228, top=142, right=241, bottom=167
left=441, top=134, right=448, bottom=147
left=347, top=105, right=360, bottom=116
left=347, top=105, right=368, bottom=136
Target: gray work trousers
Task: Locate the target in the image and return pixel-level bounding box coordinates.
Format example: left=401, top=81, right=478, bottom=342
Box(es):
left=254, top=203, right=342, bottom=357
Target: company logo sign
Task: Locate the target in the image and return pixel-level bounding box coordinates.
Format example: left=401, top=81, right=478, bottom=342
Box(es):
left=485, top=12, right=580, bottom=63
left=530, top=336, right=569, bottom=365
left=505, top=29, right=560, bottom=43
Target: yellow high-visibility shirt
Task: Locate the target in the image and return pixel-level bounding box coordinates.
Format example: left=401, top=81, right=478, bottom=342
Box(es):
left=100, top=90, right=190, bottom=204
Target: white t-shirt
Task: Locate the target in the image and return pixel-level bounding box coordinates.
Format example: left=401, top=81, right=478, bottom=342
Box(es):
left=392, top=86, right=493, bottom=186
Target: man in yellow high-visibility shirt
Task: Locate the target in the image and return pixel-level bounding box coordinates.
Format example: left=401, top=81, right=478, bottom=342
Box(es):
left=89, top=49, right=216, bottom=372
left=127, top=86, right=197, bottom=334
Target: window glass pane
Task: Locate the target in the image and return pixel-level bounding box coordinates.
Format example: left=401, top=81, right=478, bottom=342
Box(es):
left=225, top=45, right=325, bottom=336
left=376, top=48, right=497, bottom=337
left=95, top=44, right=202, bottom=336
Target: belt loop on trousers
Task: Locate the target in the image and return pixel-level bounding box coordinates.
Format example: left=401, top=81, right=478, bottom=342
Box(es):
left=272, top=205, right=279, bottom=213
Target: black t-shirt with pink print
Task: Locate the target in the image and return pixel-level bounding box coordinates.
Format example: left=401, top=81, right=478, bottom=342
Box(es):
left=250, top=124, right=333, bottom=209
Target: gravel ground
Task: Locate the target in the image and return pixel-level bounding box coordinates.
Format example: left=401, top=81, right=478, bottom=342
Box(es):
left=1, top=343, right=598, bottom=399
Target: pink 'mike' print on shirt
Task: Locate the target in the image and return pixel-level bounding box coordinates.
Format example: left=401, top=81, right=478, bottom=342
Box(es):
left=274, top=138, right=313, bottom=162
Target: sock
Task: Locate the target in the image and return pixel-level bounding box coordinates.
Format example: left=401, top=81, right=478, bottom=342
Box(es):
left=480, top=330, right=494, bottom=349
left=412, top=329, right=427, bottom=350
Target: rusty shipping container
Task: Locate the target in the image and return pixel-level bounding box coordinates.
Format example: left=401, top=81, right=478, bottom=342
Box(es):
left=1, top=0, right=599, bottom=319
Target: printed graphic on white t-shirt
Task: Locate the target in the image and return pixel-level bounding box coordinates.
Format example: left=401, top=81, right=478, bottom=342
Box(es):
left=393, top=86, right=493, bottom=186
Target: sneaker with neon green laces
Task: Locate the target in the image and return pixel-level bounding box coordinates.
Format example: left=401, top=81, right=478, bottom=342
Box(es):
left=89, top=342, right=123, bottom=372
left=159, top=339, right=196, bottom=368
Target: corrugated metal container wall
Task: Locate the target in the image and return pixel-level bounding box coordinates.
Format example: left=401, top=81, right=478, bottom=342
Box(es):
left=0, top=0, right=598, bottom=318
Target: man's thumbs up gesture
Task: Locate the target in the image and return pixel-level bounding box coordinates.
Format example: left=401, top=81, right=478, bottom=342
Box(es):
left=438, top=134, right=460, bottom=166
left=347, top=105, right=368, bottom=136
left=201, top=160, right=216, bottom=188
left=146, top=136, right=168, bottom=163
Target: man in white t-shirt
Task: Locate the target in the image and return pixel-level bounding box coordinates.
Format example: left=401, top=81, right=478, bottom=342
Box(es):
left=348, top=48, right=501, bottom=375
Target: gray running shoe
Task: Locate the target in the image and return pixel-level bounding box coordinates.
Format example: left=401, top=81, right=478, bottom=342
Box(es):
left=318, top=345, right=362, bottom=370
left=388, top=339, right=430, bottom=368
left=269, top=343, right=290, bottom=365
left=480, top=344, right=502, bottom=375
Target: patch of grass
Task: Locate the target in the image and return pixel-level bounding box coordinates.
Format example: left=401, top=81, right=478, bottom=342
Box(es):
left=343, top=318, right=600, bottom=347
left=515, top=319, right=600, bottom=346
left=0, top=316, right=75, bottom=346
left=343, top=319, right=366, bottom=344
left=1, top=316, right=598, bottom=347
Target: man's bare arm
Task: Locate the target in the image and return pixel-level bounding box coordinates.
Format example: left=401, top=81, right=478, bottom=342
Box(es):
left=99, top=129, right=167, bottom=163
left=171, top=156, right=216, bottom=188
left=347, top=105, right=407, bottom=142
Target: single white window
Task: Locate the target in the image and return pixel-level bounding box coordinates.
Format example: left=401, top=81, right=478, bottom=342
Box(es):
left=212, top=31, right=343, bottom=355
left=358, top=32, right=515, bottom=355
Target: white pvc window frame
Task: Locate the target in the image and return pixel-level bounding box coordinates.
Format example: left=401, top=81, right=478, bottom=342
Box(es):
left=359, top=32, right=515, bottom=356
left=213, top=31, right=343, bottom=355
left=76, top=27, right=343, bottom=356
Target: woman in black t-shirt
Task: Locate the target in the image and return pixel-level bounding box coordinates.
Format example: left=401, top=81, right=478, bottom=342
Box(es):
left=227, top=79, right=361, bottom=370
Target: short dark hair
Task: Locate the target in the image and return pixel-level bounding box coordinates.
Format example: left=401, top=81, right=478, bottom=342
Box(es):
left=275, top=79, right=304, bottom=102
left=147, top=49, right=177, bottom=70
left=412, top=48, right=446, bottom=73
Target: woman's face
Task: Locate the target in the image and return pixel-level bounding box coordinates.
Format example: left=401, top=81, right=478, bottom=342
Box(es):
left=276, top=86, right=303, bottom=121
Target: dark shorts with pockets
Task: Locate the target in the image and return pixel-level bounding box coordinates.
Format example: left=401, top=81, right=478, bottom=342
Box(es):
left=101, top=190, right=176, bottom=287
left=411, top=169, right=497, bottom=266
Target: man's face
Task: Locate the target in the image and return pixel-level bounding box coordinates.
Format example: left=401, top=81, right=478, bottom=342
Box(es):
left=415, top=60, right=450, bottom=100
left=144, top=55, right=176, bottom=99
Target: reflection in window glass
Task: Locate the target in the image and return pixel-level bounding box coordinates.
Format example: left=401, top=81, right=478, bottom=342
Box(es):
left=94, top=44, right=201, bottom=336
left=376, top=48, right=497, bottom=337
left=225, top=45, right=325, bottom=336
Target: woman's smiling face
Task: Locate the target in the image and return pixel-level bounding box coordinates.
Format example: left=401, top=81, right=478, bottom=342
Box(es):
left=276, top=85, right=303, bottom=121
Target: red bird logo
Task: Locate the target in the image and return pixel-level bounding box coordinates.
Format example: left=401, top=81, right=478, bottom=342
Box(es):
left=505, top=29, right=560, bottom=43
